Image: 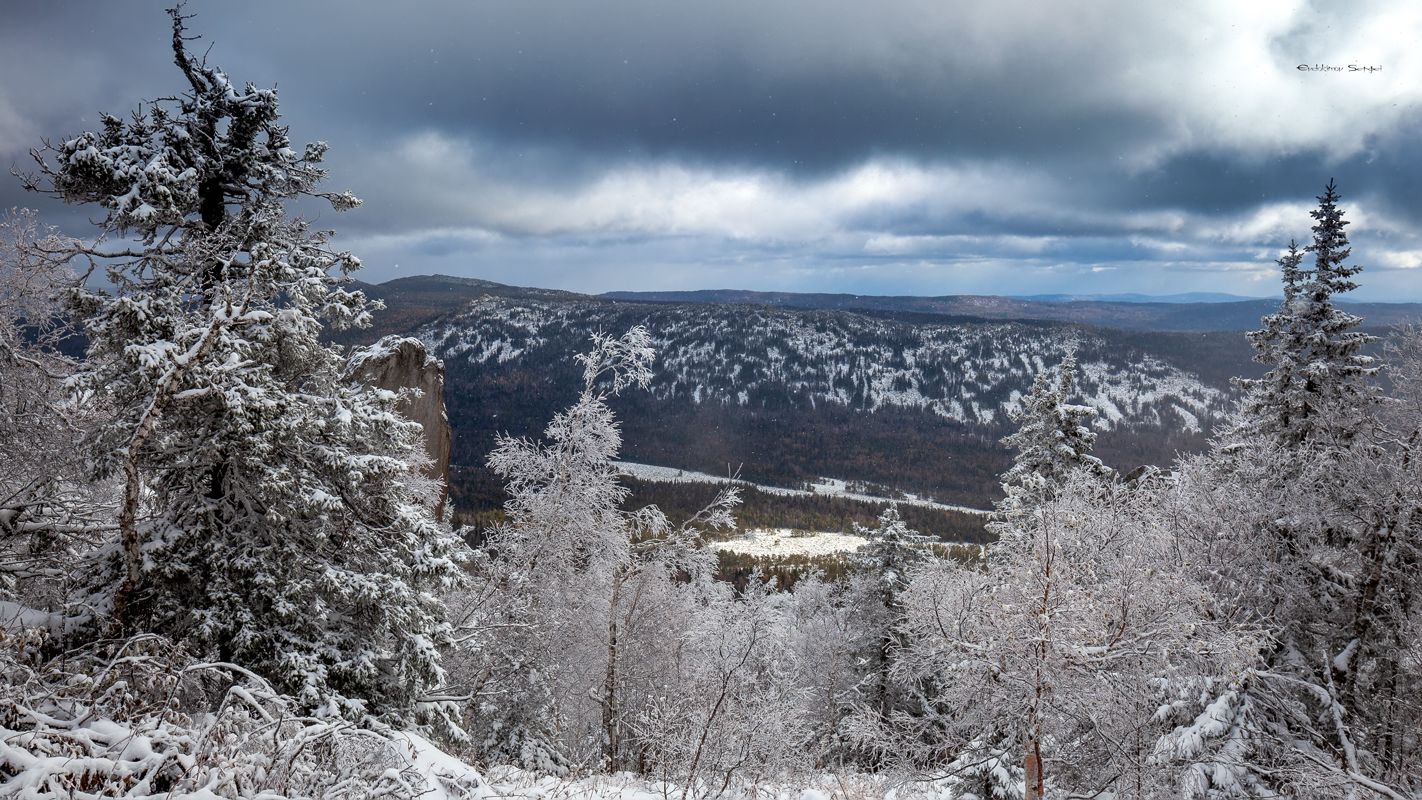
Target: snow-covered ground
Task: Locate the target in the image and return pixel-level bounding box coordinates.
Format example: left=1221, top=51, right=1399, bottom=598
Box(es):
left=712, top=527, right=867, bottom=557
left=614, top=461, right=991, bottom=516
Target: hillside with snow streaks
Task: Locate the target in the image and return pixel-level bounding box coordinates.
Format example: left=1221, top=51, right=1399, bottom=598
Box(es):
left=614, top=460, right=991, bottom=515
left=422, top=295, right=1230, bottom=434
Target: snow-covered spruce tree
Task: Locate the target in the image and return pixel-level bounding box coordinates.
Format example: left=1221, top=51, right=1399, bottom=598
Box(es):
left=18, top=11, right=463, bottom=726
left=1157, top=432, right=1422, bottom=797
left=1375, top=330, right=1422, bottom=785
left=851, top=506, right=933, bottom=627
left=1184, top=183, right=1421, bottom=796
left=895, top=350, right=1126, bottom=799
left=1236, top=240, right=1306, bottom=443
left=991, top=347, right=1112, bottom=522
left=1238, top=180, right=1377, bottom=447
left=839, top=505, right=933, bottom=762
left=1313, top=364, right=1422, bottom=795
left=1132, top=456, right=1283, bottom=798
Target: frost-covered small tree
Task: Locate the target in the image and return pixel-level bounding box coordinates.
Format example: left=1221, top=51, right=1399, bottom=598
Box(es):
left=0, top=209, right=103, bottom=611
left=781, top=575, right=871, bottom=766
left=452, top=329, right=649, bottom=771
left=18, top=11, right=463, bottom=725
left=897, top=473, right=1248, bottom=800
left=1384, top=325, right=1422, bottom=436
left=459, top=327, right=740, bottom=774
left=638, top=576, right=813, bottom=796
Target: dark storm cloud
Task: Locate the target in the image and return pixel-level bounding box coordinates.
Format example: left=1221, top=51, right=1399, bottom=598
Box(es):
left=0, top=2, right=1162, bottom=172
left=2, top=1, right=1420, bottom=299
left=157, top=2, right=1165, bottom=169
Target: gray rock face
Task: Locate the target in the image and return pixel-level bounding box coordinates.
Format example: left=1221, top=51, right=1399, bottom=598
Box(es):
left=348, top=336, right=452, bottom=517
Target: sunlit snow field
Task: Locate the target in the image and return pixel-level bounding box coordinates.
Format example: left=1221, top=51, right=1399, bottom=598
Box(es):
left=712, top=527, right=868, bottom=557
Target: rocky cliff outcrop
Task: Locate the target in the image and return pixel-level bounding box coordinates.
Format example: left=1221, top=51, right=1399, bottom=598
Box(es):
left=348, top=336, right=452, bottom=517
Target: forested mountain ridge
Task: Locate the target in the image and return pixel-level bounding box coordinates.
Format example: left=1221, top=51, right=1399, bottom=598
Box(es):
left=358, top=274, right=1422, bottom=338
left=407, top=285, right=1259, bottom=509
left=423, top=293, right=1234, bottom=432
left=603, top=286, right=1422, bottom=331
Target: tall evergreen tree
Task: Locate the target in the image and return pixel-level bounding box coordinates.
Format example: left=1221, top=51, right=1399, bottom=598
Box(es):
left=847, top=506, right=931, bottom=744
left=992, top=348, right=1111, bottom=524
left=20, top=10, right=464, bottom=725
left=1201, top=181, right=1419, bottom=796
left=1239, top=180, right=1377, bottom=446
left=1238, top=240, right=1306, bottom=440
left=968, top=349, right=1114, bottom=798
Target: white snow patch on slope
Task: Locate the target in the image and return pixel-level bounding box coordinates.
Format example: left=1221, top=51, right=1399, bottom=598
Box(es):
left=393, top=732, right=497, bottom=799
left=713, top=528, right=867, bottom=557
left=614, top=461, right=991, bottom=516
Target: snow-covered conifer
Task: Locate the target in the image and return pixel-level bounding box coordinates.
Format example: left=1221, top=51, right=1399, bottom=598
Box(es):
left=842, top=506, right=933, bottom=757
left=852, top=505, right=933, bottom=600
left=1191, top=184, right=1422, bottom=795
left=18, top=11, right=464, bottom=726
left=1238, top=180, right=1377, bottom=446
left=1237, top=240, right=1307, bottom=440
left=1160, top=385, right=1422, bottom=797
left=993, top=348, right=1111, bottom=521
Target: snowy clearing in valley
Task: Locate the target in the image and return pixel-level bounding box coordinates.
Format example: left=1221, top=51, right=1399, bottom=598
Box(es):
left=713, top=527, right=867, bottom=557
left=614, top=461, right=991, bottom=516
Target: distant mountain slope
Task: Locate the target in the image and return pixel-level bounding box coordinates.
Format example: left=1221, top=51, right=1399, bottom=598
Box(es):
left=337, top=274, right=1411, bottom=525
left=1021, top=292, right=1261, bottom=304
left=600, top=288, right=1422, bottom=331
left=417, top=292, right=1255, bottom=508
left=340, top=274, right=590, bottom=342
left=425, top=296, right=1232, bottom=433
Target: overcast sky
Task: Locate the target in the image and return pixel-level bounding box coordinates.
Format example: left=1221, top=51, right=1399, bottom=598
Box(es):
left=3, top=1, right=1421, bottom=299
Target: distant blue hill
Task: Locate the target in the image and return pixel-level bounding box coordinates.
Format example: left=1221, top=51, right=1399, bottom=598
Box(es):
left=599, top=287, right=1421, bottom=331
left=1020, top=292, right=1263, bottom=304
left=338, top=274, right=1421, bottom=334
